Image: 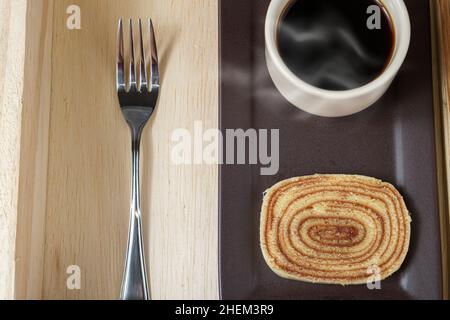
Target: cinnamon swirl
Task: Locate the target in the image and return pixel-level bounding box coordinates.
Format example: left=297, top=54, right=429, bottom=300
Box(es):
left=260, top=174, right=411, bottom=285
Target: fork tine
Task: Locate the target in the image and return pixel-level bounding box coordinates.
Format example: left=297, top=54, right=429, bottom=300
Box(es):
left=129, top=19, right=137, bottom=92
left=149, top=18, right=159, bottom=90
left=138, top=19, right=148, bottom=92
left=117, top=19, right=126, bottom=92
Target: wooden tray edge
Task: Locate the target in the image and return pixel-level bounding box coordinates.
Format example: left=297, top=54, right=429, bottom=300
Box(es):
left=431, top=0, right=450, bottom=300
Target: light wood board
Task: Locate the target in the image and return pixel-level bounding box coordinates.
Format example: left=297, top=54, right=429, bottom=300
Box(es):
left=13, top=0, right=219, bottom=300
left=0, top=0, right=449, bottom=300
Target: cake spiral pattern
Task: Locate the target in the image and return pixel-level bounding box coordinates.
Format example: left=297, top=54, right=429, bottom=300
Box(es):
left=260, top=175, right=411, bottom=285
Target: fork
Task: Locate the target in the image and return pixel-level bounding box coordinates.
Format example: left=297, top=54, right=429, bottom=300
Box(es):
left=116, top=18, right=159, bottom=300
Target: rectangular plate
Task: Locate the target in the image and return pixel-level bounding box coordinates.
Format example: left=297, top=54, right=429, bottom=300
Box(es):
left=219, top=0, right=443, bottom=299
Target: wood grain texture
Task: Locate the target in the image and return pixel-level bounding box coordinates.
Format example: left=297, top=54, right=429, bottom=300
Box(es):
left=0, top=0, right=27, bottom=300
left=13, top=0, right=218, bottom=299
left=1, top=0, right=449, bottom=300
left=439, top=0, right=450, bottom=165
left=440, top=0, right=450, bottom=110
left=43, top=0, right=218, bottom=299
left=436, top=0, right=450, bottom=299
left=14, top=0, right=54, bottom=300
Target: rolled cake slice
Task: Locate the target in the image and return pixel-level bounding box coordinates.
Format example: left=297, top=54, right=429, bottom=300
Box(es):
left=260, top=174, right=411, bottom=285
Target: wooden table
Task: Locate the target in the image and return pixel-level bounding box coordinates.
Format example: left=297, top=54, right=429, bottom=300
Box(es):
left=0, top=0, right=448, bottom=299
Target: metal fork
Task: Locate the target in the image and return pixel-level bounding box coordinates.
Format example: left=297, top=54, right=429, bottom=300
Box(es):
left=116, top=18, right=159, bottom=300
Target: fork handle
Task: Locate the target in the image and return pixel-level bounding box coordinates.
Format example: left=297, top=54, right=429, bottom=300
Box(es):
left=120, top=135, right=150, bottom=300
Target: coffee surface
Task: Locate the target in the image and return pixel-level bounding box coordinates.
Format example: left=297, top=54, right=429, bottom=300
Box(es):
left=278, top=0, right=394, bottom=91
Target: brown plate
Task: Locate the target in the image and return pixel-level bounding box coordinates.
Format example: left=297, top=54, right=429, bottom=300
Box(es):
left=219, top=0, right=444, bottom=299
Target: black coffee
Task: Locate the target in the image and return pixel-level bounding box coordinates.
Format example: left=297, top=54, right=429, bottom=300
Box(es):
left=277, top=0, right=394, bottom=91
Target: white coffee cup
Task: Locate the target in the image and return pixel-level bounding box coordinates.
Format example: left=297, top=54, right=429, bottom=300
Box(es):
left=265, top=0, right=411, bottom=117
